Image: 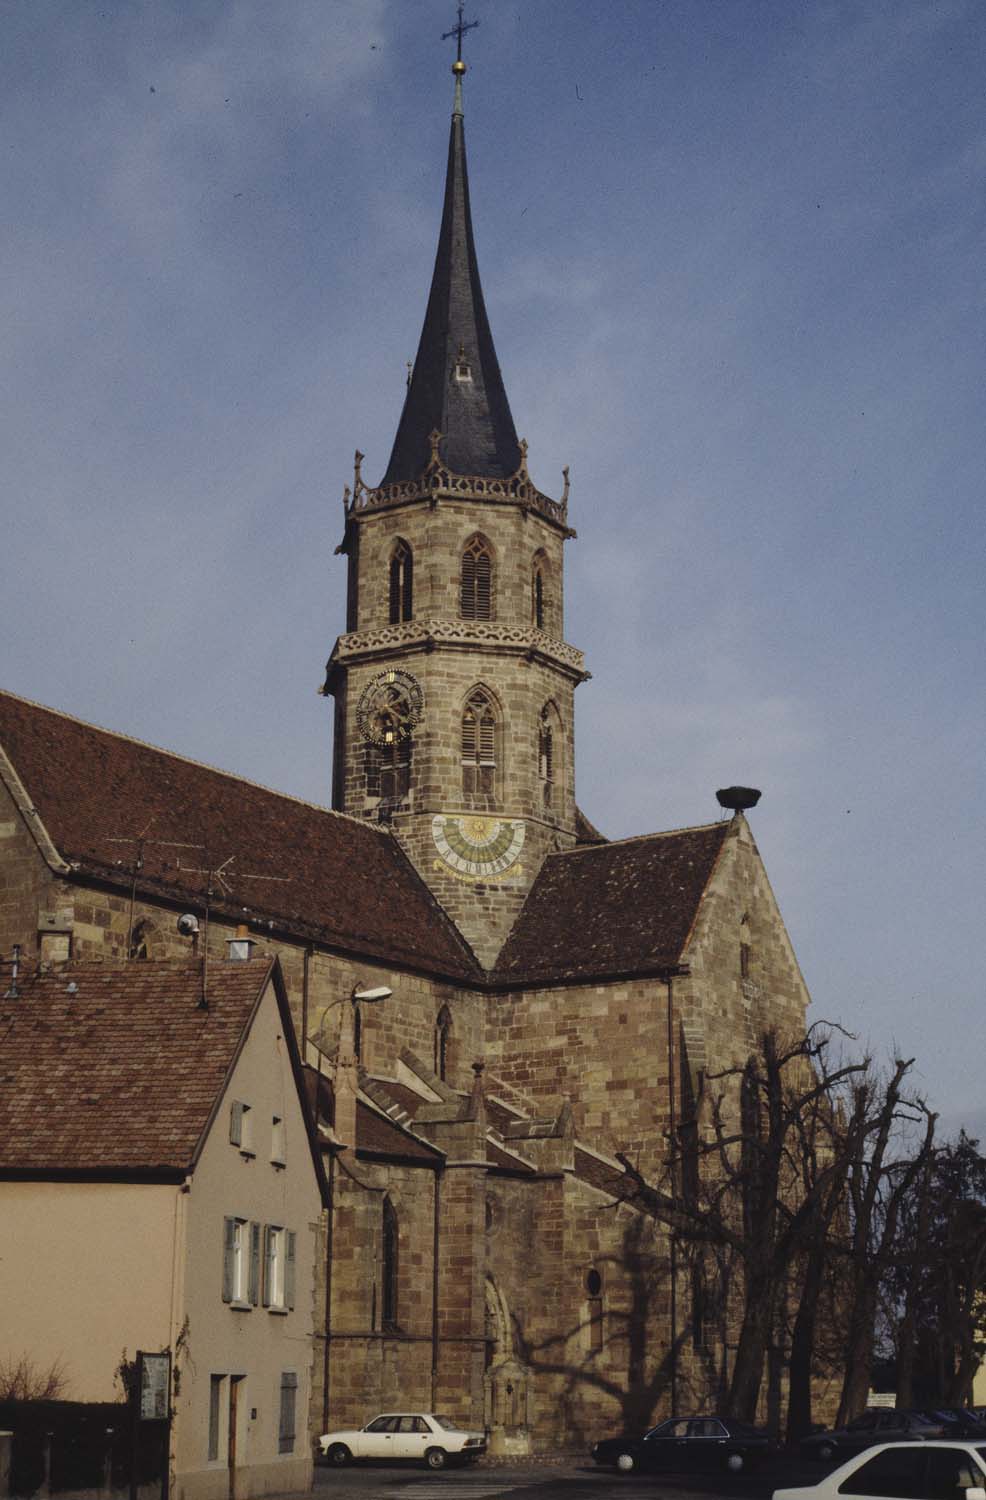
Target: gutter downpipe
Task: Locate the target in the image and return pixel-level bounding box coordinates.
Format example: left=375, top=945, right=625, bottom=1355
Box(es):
left=322, top=1148, right=335, bottom=1434
left=431, top=1165, right=442, bottom=1409
left=301, top=946, right=313, bottom=1065
left=667, top=972, right=678, bottom=1415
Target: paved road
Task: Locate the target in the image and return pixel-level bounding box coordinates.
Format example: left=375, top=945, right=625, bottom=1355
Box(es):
left=313, top=1454, right=821, bottom=1500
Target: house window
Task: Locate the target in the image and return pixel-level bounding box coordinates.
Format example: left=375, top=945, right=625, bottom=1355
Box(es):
left=263, top=1226, right=297, bottom=1312
left=382, top=1198, right=399, bottom=1330
left=229, top=1101, right=253, bottom=1155
left=388, top=540, right=413, bottom=624
left=460, top=536, right=493, bottom=620
left=462, top=689, right=497, bottom=797
left=278, top=1372, right=298, bottom=1455
left=538, top=707, right=554, bottom=808
left=222, top=1217, right=259, bottom=1306
left=435, top=1005, right=452, bottom=1081
left=208, top=1375, right=225, bottom=1461
left=271, top=1115, right=285, bottom=1165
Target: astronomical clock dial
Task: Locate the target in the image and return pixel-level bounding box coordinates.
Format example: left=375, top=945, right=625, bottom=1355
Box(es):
left=356, top=669, right=423, bottom=746
left=432, top=814, right=525, bottom=882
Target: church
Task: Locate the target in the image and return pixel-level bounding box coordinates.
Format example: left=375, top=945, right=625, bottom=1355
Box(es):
left=0, top=50, right=811, bottom=1460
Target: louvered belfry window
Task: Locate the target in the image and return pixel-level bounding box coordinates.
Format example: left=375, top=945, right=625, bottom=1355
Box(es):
left=462, top=689, right=496, bottom=796
left=389, top=540, right=413, bottom=624
left=460, top=536, right=493, bottom=620
left=366, top=736, right=411, bottom=805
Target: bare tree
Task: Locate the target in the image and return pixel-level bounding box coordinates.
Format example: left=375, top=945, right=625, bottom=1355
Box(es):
left=0, top=1353, right=67, bottom=1402
left=618, top=1023, right=869, bottom=1426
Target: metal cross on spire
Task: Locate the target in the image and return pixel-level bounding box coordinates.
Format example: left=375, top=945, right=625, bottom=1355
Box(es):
left=441, top=2, right=478, bottom=64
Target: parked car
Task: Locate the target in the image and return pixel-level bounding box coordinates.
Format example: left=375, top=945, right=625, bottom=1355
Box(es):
left=926, top=1407, right=986, bottom=1437
left=318, top=1412, right=486, bottom=1469
left=591, top=1415, right=773, bottom=1475
left=800, top=1409, right=948, bottom=1462
left=774, top=1439, right=986, bottom=1500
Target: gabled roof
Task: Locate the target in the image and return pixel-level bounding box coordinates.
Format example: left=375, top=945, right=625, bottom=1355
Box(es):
left=381, top=74, right=520, bottom=486
left=0, top=958, right=287, bottom=1176
left=492, top=822, right=730, bottom=987
left=0, top=690, right=481, bottom=983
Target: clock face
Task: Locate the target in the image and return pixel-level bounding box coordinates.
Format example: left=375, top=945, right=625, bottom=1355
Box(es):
left=356, top=669, right=423, bottom=746
left=432, top=814, right=525, bottom=882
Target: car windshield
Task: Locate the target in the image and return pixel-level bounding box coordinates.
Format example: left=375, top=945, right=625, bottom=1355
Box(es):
left=431, top=1417, right=464, bottom=1432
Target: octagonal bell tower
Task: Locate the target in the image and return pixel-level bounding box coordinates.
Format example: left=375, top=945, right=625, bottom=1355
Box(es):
left=323, top=58, right=588, bottom=968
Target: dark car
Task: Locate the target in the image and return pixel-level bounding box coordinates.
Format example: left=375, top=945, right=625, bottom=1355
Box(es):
left=800, top=1408, right=948, bottom=1462
left=927, top=1408, right=986, bottom=1437
left=591, top=1415, right=773, bottom=1475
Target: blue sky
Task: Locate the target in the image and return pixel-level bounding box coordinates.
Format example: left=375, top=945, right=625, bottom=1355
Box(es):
left=2, top=1, right=983, bottom=1135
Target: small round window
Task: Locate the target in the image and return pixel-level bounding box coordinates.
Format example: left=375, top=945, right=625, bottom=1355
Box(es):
left=586, top=1268, right=602, bottom=1296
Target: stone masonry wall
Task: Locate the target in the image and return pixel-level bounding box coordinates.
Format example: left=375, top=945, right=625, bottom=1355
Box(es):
left=350, top=495, right=567, bottom=637
left=486, top=976, right=673, bottom=1179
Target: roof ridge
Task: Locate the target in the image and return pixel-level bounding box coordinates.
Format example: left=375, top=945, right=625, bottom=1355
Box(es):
left=546, top=820, right=727, bottom=855
left=0, top=688, right=387, bottom=836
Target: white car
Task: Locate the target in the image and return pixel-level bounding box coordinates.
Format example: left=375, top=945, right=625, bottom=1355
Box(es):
left=773, top=1439, right=986, bottom=1500
left=318, top=1411, right=486, bottom=1470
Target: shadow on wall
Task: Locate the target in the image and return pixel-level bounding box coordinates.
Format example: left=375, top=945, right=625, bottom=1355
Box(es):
left=508, top=1215, right=730, bottom=1443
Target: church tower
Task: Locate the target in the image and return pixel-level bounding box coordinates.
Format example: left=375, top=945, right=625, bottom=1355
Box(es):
left=324, top=54, right=588, bottom=967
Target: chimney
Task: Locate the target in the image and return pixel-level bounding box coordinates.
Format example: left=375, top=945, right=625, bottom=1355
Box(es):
left=226, top=924, right=256, bottom=962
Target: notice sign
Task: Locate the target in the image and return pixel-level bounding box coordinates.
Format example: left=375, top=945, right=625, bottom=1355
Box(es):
left=138, top=1352, right=171, bottom=1421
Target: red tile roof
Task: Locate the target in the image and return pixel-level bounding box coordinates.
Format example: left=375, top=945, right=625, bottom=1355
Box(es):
left=0, top=691, right=480, bottom=982
left=492, top=823, right=729, bottom=986
left=0, top=959, right=276, bottom=1174
left=355, top=1101, right=443, bottom=1161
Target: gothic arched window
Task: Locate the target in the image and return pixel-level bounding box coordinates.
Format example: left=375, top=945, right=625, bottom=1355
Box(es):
left=532, top=553, right=547, bottom=630
left=462, top=688, right=497, bottom=797
left=388, top=540, right=413, bottom=624
left=460, top=535, right=493, bottom=620
left=538, top=704, right=556, bottom=808
left=381, top=1197, right=399, bottom=1330
left=435, top=1004, right=452, bottom=1081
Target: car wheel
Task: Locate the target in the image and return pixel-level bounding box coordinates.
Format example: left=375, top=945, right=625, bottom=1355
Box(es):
left=325, top=1444, right=351, bottom=1467
left=615, top=1451, right=636, bottom=1473
left=817, top=1442, right=835, bottom=1463
left=725, top=1452, right=745, bottom=1473
left=425, top=1448, right=448, bottom=1471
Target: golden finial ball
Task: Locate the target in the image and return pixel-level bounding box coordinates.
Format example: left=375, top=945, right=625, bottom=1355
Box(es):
left=452, top=59, right=467, bottom=75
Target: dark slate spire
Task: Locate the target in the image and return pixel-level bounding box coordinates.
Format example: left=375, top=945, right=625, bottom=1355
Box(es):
left=381, top=64, right=521, bottom=486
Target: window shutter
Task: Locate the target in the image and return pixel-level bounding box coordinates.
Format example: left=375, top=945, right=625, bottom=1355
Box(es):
left=460, top=550, right=476, bottom=618
left=285, top=1230, right=296, bottom=1311
left=475, top=551, right=491, bottom=619
left=388, top=554, right=401, bottom=624
left=478, top=713, right=495, bottom=765
left=461, top=709, right=476, bottom=762
left=402, top=548, right=413, bottom=620
left=229, top=1101, right=243, bottom=1147
left=278, top=1372, right=298, bottom=1454
left=262, top=1224, right=273, bottom=1308
left=248, top=1222, right=261, bottom=1306
left=222, top=1218, right=235, bottom=1303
